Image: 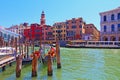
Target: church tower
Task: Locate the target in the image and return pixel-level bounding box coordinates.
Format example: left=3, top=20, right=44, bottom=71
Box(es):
left=40, top=11, right=45, bottom=25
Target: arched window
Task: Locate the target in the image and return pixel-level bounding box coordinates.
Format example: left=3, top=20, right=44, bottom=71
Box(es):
left=79, top=25, right=82, bottom=28
left=111, top=24, right=115, bottom=32
left=119, top=37, right=120, bottom=41
left=103, top=15, right=107, bottom=21
left=118, top=24, right=120, bottom=31
left=104, top=25, right=107, bottom=32
left=111, top=14, right=114, bottom=20
left=103, top=36, right=108, bottom=41
left=110, top=36, right=116, bottom=41
left=118, top=13, right=120, bottom=20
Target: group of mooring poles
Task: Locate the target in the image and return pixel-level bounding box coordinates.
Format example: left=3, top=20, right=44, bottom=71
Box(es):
left=48, top=38, right=61, bottom=76
left=15, top=38, right=61, bottom=78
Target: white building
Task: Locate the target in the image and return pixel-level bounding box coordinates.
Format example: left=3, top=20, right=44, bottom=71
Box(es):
left=100, top=7, right=120, bottom=41
left=6, top=23, right=29, bottom=35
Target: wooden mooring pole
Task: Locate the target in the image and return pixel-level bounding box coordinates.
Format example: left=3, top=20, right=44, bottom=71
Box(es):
left=16, top=54, right=22, bottom=78
left=2, top=66, right=6, bottom=71
left=56, top=38, right=61, bottom=69
left=47, top=54, right=53, bottom=76
left=32, top=53, right=38, bottom=77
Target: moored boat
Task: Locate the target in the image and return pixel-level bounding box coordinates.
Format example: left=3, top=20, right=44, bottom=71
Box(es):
left=66, top=41, right=120, bottom=49
left=0, top=47, right=16, bottom=56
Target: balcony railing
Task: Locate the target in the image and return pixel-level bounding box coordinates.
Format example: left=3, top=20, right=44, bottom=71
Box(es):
left=100, top=19, right=120, bottom=24
left=100, top=31, right=120, bottom=35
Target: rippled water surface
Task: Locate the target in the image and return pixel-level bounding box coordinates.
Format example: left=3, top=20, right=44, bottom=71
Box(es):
left=0, top=48, right=120, bottom=80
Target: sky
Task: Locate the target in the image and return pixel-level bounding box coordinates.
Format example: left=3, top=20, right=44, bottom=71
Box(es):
left=0, top=0, right=120, bottom=30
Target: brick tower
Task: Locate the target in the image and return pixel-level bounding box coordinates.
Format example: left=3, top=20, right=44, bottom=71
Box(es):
left=40, top=11, right=45, bottom=25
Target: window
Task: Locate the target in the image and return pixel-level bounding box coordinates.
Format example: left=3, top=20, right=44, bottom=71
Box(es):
left=103, top=15, right=107, bottom=21
left=111, top=24, right=115, bottom=32
left=4, top=34, right=7, bottom=38
left=0, top=32, right=2, bottom=36
left=8, top=35, right=10, bottom=40
left=35, top=34, right=40, bottom=37
left=111, top=14, right=114, bottom=20
left=58, top=25, right=61, bottom=29
left=117, top=13, right=120, bottom=20
left=80, top=31, right=82, bottom=34
left=48, top=32, right=52, bottom=35
left=118, top=24, right=120, bottom=31
left=64, top=34, right=66, bottom=37
left=104, top=25, right=107, bottom=32
left=72, top=25, right=76, bottom=28
left=35, top=30, right=41, bottom=32
left=79, top=25, right=82, bottom=28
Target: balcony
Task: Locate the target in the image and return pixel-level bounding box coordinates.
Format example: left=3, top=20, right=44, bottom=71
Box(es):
left=100, top=31, right=120, bottom=35
left=100, top=19, right=120, bottom=24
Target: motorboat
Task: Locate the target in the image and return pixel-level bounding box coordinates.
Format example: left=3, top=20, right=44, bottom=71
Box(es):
left=0, top=47, right=15, bottom=56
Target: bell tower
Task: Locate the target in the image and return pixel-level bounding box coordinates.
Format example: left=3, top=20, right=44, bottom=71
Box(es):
left=40, top=11, right=45, bottom=25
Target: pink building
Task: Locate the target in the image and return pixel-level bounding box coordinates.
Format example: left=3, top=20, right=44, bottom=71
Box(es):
left=66, top=18, right=85, bottom=41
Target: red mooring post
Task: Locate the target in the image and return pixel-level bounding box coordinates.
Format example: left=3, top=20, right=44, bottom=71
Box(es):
left=56, top=38, right=61, bottom=69
left=47, top=54, right=53, bottom=76
left=16, top=54, right=22, bottom=78
left=32, top=53, right=38, bottom=77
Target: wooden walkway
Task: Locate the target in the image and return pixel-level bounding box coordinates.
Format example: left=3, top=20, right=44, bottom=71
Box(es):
left=0, top=56, right=15, bottom=69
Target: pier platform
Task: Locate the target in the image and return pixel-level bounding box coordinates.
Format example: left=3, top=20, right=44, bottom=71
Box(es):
left=0, top=56, right=15, bottom=71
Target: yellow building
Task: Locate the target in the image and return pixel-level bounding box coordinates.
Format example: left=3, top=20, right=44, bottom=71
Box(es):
left=53, top=22, right=66, bottom=43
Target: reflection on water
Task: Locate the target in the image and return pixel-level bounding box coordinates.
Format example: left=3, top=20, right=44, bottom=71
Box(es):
left=0, top=48, right=120, bottom=80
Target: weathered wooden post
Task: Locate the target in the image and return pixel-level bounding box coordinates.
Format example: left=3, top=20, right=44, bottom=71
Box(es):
left=9, top=63, right=12, bottom=66
left=47, top=53, right=53, bottom=76
left=24, top=40, right=27, bottom=58
left=26, top=40, right=29, bottom=58
left=56, top=38, right=61, bottom=69
left=2, top=66, right=6, bottom=71
left=32, top=53, right=38, bottom=77
left=21, top=43, right=23, bottom=58
left=15, top=37, right=17, bottom=53
left=32, top=39, right=34, bottom=52
left=16, top=54, right=22, bottom=78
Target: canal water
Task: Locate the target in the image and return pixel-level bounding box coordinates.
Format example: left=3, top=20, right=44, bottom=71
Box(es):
left=0, top=48, right=120, bottom=80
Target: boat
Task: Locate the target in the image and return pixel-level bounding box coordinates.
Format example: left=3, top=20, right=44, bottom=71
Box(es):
left=66, top=41, right=120, bottom=49
left=0, top=47, right=16, bottom=56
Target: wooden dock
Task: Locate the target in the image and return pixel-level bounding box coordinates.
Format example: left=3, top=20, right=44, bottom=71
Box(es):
left=0, top=56, right=15, bottom=71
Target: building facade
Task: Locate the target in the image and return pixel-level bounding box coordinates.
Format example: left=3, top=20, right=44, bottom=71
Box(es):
left=24, top=23, right=42, bottom=42
left=66, top=18, right=85, bottom=41
left=6, top=23, right=29, bottom=35
left=83, top=24, right=100, bottom=41
left=23, top=11, right=54, bottom=44
left=100, top=7, right=120, bottom=41
left=53, top=22, right=66, bottom=41
left=42, top=25, right=54, bottom=43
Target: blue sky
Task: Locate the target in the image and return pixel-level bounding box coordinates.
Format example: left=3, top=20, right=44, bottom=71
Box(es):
left=0, top=0, right=120, bottom=30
